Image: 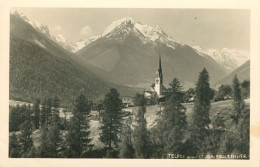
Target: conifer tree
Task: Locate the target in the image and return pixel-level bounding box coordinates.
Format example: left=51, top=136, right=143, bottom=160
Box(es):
left=189, top=68, right=212, bottom=157
left=9, top=106, right=20, bottom=132
left=45, top=98, right=52, bottom=127
left=19, top=119, right=33, bottom=157
left=99, top=88, right=123, bottom=156
left=161, top=78, right=187, bottom=154
left=66, top=94, right=93, bottom=157
left=120, top=116, right=135, bottom=158
left=39, top=125, right=49, bottom=157
left=32, top=99, right=40, bottom=129
left=47, top=97, right=62, bottom=157
left=133, top=93, right=151, bottom=158
left=192, top=68, right=211, bottom=129
left=9, top=133, right=20, bottom=157
left=231, top=75, right=245, bottom=124
left=40, top=100, right=47, bottom=128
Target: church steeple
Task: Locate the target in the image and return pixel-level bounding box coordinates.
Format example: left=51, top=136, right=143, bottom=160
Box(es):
left=158, top=54, right=163, bottom=84
left=155, top=53, right=163, bottom=96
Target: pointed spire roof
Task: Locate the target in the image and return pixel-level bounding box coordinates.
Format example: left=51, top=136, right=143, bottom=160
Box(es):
left=158, top=53, right=162, bottom=73
left=157, top=53, right=163, bottom=84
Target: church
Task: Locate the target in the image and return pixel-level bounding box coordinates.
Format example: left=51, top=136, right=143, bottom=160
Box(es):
left=144, top=54, right=166, bottom=103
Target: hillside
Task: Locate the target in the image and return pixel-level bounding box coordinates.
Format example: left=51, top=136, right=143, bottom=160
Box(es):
left=214, top=60, right=250, bottom=87
left=10, top=14, right=141, bottom=105
left=77, top=18, right=227, bottom=89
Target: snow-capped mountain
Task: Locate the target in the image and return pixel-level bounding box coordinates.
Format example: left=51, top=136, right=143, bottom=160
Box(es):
left=193, top=46, right=250, bottom=72
left=86, top=17, right=182, bottom=50
left=11, top=10, right=88, bottom=53
left=77, top=17, right=227, bottom=88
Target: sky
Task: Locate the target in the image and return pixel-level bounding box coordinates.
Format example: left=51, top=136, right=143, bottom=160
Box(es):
left=12, top=8, right=250, bottom=50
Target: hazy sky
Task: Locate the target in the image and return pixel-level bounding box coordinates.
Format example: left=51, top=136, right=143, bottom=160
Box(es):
left=12, top=8, right=250, bottom=50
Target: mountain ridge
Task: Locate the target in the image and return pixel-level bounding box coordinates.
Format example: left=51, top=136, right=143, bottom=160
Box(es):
left=9, top=13, right=142, bottom=105
left=76, top=18, right=227, bottom=89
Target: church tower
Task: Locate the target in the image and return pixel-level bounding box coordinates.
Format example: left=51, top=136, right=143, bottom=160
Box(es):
left=154, top=54, right=163, bottom=96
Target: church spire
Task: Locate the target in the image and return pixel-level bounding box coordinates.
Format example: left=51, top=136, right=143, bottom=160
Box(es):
left=158, top=53, right=163, bottom=84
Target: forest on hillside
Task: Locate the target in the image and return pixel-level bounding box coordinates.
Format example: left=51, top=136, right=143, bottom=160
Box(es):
left=9, top=69, right=249, bottom=159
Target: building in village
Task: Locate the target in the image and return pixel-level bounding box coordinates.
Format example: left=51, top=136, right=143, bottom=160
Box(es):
left=144, top=55, right=166, bottom=103
left=121, top=96, right=134, bottom=107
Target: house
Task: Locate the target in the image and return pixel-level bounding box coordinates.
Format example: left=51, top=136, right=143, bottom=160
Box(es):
left=121, top=96, right=134, bottom=107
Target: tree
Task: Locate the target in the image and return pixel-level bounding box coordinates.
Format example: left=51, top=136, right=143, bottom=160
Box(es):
left=183, top=88, right=195, bottom=102
left=40, top=100, right=47, bottom=128
left=241, top=80, right=250, bottom=99
left=99, top=89, right=123, bottom=156
left=32, top=99, right=41, bottom=129
left=192, top=68, right=211, bottom=129
left=231, top=75, right=245, bottom=125
left=9, top=133, right=21, bottom=157
left=160, top=78, right=187, bottom=155
left=47, top=97, right=62, bottom=157
left=66, top=94, right=93, bottom=158
left=214, top=85, right=232, bottom=101
left=189, top=68, right=212, bottom=157
left=19, top=119, right=33, bottom=157
left=120, top=116, right=135, bottom=158
left=133, top=93, right=151, bottom=158
left=39, top=126, right=49, bottom=157
left=9, top=106, right=20, bottom=132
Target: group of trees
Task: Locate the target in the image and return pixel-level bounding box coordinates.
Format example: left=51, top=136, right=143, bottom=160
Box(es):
left=9, top=68, right=249, bottom=158
left=214, top=80, right=250, bottom=102
left=9, top=95, right=93, bottom=158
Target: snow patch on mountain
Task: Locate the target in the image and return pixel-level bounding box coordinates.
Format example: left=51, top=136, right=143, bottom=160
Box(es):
left=11, top=10, right=88, bottom=53
left=193, top=46, right=250, bottom=71
left=95, top=17, right=182, bottom=50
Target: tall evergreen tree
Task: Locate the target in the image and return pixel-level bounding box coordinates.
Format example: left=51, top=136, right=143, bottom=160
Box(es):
left=66, top=94, right=93, bottom=158
left=19, top=119, right=33, bottom=157
left=192, top=68, right=211, bottom=129
left=231, top=75, right=245, bottom=124
left=133, top=93, right=151, bottom=158
left=45, top=98, right=52, bottom=127
left=99, top=88, right=123, bottom=156
left=47, top=97, right=62, bottom=157
left=32, top=99, right=40, bottom=129
left=189, top=68, right=212, bottom=157
left=40, top=100, right=47, bottom=128
left=161, top=78, right=187, bottom=155
left=9, top=106, right=20, bottom=132
left=120, top=115, right=135, bottom=158
left=9, top=133, right=21, bottom=157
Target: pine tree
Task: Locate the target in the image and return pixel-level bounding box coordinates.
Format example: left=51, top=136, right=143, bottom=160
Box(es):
left=40, top=100, right=47, bottom=128
left=32, top=99, right=40, bottom=129
left=39, top=125, right=49, bottom=157
left=99, top=88, right=123, bottom=156
left=189, top=68, right=212, bottom=157
left=9, top=133, right=21, bottom=157
left=47, top=97, right=62, bottom=157
left=45, top=98, right=52, bottom=127
left=133, top=93, right=151, bottom=158
left=120, top=116, right=135, bottom=158
left=161, top=78, right=187, bottom=155
left=231, top=75, right=245, bottom=124
left=9, top=106, right=20, bottom=132
left=66, top=94, right=93, bottom=158
left=19, top=119, right=33, bottom=157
